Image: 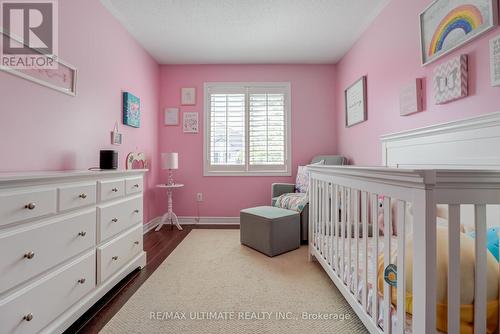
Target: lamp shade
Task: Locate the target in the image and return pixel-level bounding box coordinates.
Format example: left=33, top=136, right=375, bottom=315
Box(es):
left=161, top=152, right=178, bottom=170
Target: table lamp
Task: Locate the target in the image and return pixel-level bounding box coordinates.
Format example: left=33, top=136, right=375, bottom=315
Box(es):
left=161, top=152, right=178, bottom=185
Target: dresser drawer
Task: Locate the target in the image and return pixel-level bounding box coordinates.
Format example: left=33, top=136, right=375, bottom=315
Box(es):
left=97, top=196, right=143, bottom=242
left=0, top=209, right=96, bottom=295
left=98, top=179, right=125, bottom=202
left=0, top=188, right=57, bottom=227
left=125, top=177, right=143, bottom=195
left=0, top=251, right=95, bottom=334
left=97, top=225, right=143, bottom=284
left=58, top=182, right=97, bottom=211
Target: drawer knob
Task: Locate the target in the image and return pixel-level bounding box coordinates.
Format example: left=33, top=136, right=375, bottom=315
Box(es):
left=23, top=313, right=34, bottom=322
left=134, top=241, right=140, bottom=245
left=77, top=278, right=86, bottom=284
left=24, top=251, right=35, bottom=259
left=111, top=218, right=118, bottom=223
left=134, top=184, right=140, bottom=188
left=134, top=209, right=140, bottom=214
left=112, top=188, right=118, bottom=192
left=79, top=193, right=87, bottom=199
left=78, top=231, right=87, bottom=237
left=112, top=256, right=119, bottom=261
left=25, top=202, right=36, bottom=210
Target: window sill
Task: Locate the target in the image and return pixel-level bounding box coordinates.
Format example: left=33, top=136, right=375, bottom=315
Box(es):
left=203, top=170, right=292, bottom=177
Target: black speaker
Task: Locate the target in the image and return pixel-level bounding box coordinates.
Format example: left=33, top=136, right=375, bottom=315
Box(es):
left=99, top=150, right=118, bottom=170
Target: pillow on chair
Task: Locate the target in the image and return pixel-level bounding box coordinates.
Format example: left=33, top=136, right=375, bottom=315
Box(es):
left=295, top=160, right=324, bottom=193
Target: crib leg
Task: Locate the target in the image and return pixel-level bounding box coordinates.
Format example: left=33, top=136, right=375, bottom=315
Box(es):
left=308, top=248, right=317, bottom=262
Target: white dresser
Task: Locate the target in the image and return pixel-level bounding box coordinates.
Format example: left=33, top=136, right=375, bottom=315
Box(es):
left=0, top=170, right=147, bottom=334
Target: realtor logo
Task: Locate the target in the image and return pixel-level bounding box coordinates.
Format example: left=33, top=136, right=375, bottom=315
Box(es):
left=1, top=0, right=58, bottom=69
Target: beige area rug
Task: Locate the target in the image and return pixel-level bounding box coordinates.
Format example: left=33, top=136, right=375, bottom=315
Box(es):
left=100, top=229, right=368, bottom=334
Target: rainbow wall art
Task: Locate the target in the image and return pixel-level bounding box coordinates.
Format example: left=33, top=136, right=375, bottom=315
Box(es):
left=428, top=5, right=483, bottom=57
left=420, top=0, right=496, bottom=65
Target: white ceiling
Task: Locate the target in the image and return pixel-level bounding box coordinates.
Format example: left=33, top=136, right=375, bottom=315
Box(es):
left=100, top=0, right=390, bottom=64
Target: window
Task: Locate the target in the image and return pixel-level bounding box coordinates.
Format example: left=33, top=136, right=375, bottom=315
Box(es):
left=204, top=82, right=291, bottom=176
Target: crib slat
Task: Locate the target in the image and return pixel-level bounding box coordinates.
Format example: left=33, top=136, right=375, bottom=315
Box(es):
left=334, top=185, right=339, bottom=273
left=326, top=182, right=330, bottom=263
left=354, top=189, right=359, bottom=296
left=341, top=186, right=346, bottom=280
left=330, top=183, right=334, bottom=267
left=383, top=197, right=392, bottom=334
left=347, top=188, right=352, bottom=288
left=328, top=183, right=332, bottom=264
left=320, top=182, right=324, bottom=255
left=371, top=193, right=379, bottom=324
left=474, top=204, right=487, bottom=334
left=311, top=179, right=316, bottom=249
left=362, top=191, right=368, bottom=312
left=396, top=200, right=406, bottom=334
left=448, top=204, right=461, bottom=334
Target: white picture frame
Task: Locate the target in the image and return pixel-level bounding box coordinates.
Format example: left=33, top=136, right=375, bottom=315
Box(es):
left=0, top=30, right=77, bottom=96
left=490, top=35, right=500, bottom=87
left=183, top=112, right=199, bottom=133
left=419, top=0, right=498, bottom=66
left=164, top=107, right=179, bottom=125
left=345, top=76, right=367, bottom=127
left=181, top=87, right=196, bottom=105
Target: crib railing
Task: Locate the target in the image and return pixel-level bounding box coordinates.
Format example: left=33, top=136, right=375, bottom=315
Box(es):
left=308, top=166, right=500, bottom=334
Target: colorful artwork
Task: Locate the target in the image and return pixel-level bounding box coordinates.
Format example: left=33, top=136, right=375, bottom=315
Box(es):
left=123, top=92, right=141, bottom=128
left=420, top=0, right=497, bottom=65
left=126, top=152, right=148, bottom=169
left=433, top=54, right=468, bottom=104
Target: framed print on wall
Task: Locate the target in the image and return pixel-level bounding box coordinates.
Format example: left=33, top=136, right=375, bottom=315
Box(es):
left=420, top=0, right=498, bottom=66
left=123, top=92, right=141, bottom=128
left=183, top=112, right=199, bottom=133
left=345, top=76, right=367, bottom=127
left=491, top=35, right=500, bottom=86
left=181, top=87, right=196, bottom=105
left=164, top=108, right=179, bottom=125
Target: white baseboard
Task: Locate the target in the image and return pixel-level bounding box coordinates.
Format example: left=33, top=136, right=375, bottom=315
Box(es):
left=143, top=216, right=239, bottom=233
left=178, top=216, right=240, bottom=225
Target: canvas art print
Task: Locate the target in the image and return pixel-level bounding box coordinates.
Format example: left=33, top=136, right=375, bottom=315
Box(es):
left=420, top=0, right=497, bottom=65
left=123, top=92, right=141, bottom=128
left=433, top=54, right=468, bottom=104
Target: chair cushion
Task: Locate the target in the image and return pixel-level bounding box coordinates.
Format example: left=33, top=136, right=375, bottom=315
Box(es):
left=274, top=192, right=308, bottom=212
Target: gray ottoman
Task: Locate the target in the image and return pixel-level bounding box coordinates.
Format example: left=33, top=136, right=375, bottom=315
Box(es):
left=240, top=206, right=300, bottom=257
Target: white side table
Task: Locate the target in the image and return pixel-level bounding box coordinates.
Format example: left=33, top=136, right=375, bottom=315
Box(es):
left=156, top=183, right=184, bottom=231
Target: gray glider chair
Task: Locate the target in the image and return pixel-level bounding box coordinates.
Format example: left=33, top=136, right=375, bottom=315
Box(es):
left=271, top=155, right=347, bottom=242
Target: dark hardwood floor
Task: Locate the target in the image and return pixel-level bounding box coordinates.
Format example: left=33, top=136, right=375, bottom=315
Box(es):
left=65, top=224, right=239, bottom=334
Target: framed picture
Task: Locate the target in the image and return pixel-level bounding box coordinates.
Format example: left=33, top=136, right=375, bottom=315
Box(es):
left=420, top=0, right=498, bottom=66
left=400, top=79, right=424, bottom=116
left=181, top=87, right=196, bottom=105
left=491, top=35, right=500, bottom=86
left=433, top=54, right=468, bottom=104
left=164, top=108, right=179, bottom=125
left=345, top=76, right=367, bottom=127
left=123, top=92, right=141, bottom=128
left=0, top=31, right=77, bottom=96
left=183, top=112, right=199, bottom=133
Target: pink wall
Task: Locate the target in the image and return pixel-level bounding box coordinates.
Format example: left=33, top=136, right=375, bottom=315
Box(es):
left=159, top=65, right=336, bottom=217
left=0, top=0, right=161, bottom=222
left=335, top=0, right=500, bottom=165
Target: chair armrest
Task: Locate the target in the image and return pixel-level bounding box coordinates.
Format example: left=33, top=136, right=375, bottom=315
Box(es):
left=272, top=183, right=296, bottom=198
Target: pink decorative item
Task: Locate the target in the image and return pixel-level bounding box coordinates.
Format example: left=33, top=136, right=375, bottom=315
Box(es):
left=126, top=152, right=148, bottom=169
left=399, top=78, right=423, bottom=116
left=433, top=54, right=468, bottom=104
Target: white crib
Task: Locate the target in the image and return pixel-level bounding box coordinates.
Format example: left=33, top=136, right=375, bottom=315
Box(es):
left=308, top=112, right=500, bottom=334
